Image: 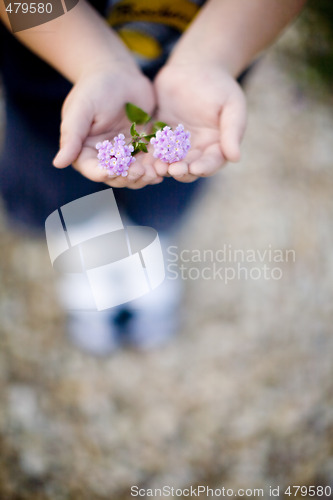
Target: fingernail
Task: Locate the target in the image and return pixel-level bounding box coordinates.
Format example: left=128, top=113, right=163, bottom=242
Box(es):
left=53, top=149, right=67, bottom=168
left=52, top=151, right=61, bottom=167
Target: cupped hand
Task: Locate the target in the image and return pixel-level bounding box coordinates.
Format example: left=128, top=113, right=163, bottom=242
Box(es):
left=53, top=64, right=163, bottom=189
left=153, top=63, right=247, bottom=182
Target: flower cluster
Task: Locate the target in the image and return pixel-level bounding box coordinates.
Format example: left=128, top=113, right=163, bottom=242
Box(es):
left=150, top=124, right=191, bottom=163
left=96, top=103, right=191, bottom=177
left=96, top=134, right=135, bottom=177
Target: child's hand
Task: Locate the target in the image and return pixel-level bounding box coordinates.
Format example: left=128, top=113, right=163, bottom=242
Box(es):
left=153, top=63, right=247, bottom=182
left=53, top=64, right=163, bottom=189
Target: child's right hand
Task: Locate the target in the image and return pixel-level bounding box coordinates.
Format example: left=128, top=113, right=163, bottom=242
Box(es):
left=53, top=64, right=163, bottom=189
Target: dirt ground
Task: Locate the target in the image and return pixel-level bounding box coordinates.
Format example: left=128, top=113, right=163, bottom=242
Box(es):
left=1, top=31, right=333, bottom=500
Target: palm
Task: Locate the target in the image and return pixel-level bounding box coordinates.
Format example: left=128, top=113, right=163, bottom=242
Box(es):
left=153, top=64, right=246, bottom=182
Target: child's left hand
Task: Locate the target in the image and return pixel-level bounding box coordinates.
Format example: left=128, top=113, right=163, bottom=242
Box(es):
left=153, top=63, right=247, bottom=182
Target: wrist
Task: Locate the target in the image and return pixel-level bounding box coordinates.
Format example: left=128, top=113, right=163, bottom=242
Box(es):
left=156, top=58, right=235, bottom=85
left=167, top=46, right=242, bottom=78
left=70, top=30, right=143, bottom=83
left=72, top=61, right=155, bottom=118
left=78, top=57, right=143, bottom=83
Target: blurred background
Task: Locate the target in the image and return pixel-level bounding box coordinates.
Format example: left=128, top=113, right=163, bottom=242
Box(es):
left=1, top=1, right=333, bottom=498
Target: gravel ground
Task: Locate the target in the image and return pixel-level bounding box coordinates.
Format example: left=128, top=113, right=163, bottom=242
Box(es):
left=1, top=37, right=333, bottom=499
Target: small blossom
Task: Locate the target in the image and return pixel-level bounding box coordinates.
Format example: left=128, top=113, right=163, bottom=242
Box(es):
left=96, top=134, right=135, bottom=177
left=150, top=124, right=191, bottom=163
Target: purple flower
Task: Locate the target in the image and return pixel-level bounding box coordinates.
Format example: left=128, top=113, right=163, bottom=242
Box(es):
left=96, top=134, right=135, bottom=177
left=150, top=124, right=191, bottom=163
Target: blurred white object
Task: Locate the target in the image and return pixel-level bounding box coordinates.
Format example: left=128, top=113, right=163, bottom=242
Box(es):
left=128, top=272, right=183, bottom=350
left=45, top=189, right=165, bottom=311
left=64, top=274, right=182, bottom=354
left=67, top=310, right=120, bottom=356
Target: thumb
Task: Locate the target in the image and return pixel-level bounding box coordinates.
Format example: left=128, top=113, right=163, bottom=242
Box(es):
left=53, top=95, right=93, bottom=168
left=220, top=89, right=247, bottom=163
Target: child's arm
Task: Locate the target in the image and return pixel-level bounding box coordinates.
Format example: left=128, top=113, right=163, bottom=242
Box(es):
left=0, top=0, right=137, bottom=83
left=0, top=1, right=162, bottom=188
left=167, top=0, right=306, bottom=79
left=154, top=0, right=306, bottom=182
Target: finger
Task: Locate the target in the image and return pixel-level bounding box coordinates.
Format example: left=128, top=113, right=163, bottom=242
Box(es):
left=124, top=152, right=154, bottom=186
left=165, top=161, right=197, bottom=183
left=53, top=96, right=93, bottom=169
left=155, top=148, right=198, bottom=183
left=129, top=161, right=163, bottom=189
left=189, top=143, right=225, bottom=177
left=169, top=164, right=199, bottom=183
left=165, top=147, right=199, bottom=177
left=220, top=89, right=247, bottom=163
left=154, top=159, right=169, bottom=177
left=168, top=160, right=189, bottom=178
left=126, top=162, right=146, bottom=183
left=108, top=162, right=146, bottom=188
left=103, top=165, right=147, bottom=188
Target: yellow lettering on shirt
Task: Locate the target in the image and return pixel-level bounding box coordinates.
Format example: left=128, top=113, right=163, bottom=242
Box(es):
left=108, top=0, right=200, bottom=33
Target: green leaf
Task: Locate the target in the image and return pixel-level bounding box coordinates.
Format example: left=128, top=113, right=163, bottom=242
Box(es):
left=132, top=142, right=141, bottom=156
left=152, top=121, right=168, bottom=133
left=138, top=143, right=148, bottom=153
left=130, top=123, right=138, bottom=137
left=142, top=133, right=155, bottom=141
left=125, top=103, right=151, bottom=125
